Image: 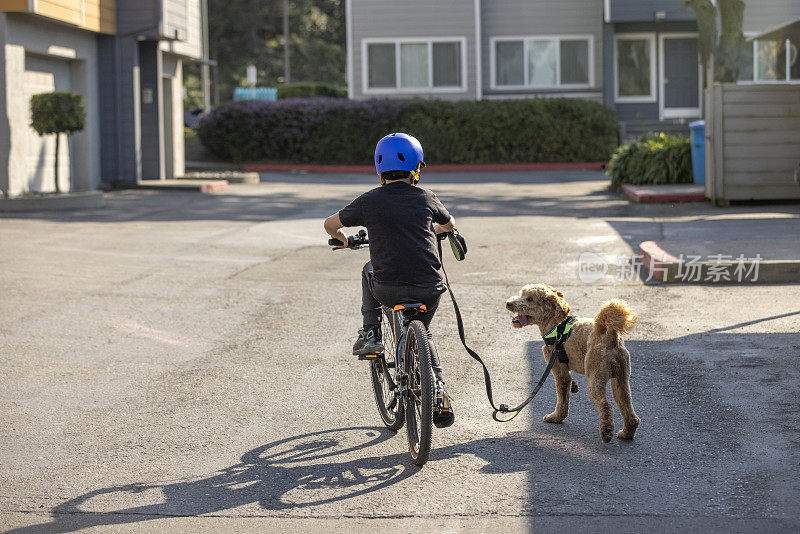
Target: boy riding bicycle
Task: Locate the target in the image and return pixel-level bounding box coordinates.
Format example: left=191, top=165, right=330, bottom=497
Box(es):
left=324, top=133, right=455, bottom=425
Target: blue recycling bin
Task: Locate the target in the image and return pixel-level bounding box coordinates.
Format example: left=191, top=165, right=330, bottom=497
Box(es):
left=689, top=120, right=705, bottom=185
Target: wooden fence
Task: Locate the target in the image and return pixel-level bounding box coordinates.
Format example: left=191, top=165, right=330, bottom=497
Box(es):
left=705, top=83, right=800, bottom=202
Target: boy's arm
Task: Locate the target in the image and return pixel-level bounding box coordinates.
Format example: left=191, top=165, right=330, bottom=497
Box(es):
left=434, top=216, right=455, bottom=235
left=324, top=213, right=349, bottom=246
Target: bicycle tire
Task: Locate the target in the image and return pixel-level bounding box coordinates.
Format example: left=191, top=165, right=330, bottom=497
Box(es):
left=370, top=316, right=404, bottom=430
left=404, top=320, right=434, bottom=466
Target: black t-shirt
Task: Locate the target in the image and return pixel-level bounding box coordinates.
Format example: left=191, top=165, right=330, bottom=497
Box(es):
left=339, top=181, right=452, bottom=286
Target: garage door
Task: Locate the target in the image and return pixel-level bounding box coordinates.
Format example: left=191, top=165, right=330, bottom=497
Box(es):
left=24, top=54, right=71, bottom=193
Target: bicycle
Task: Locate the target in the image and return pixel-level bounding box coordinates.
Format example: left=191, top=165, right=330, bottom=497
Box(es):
left=329, top=229, right=447, bottom=466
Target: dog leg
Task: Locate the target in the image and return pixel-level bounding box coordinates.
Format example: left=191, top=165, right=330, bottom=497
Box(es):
left=611, top=360, right=640, bottom=440
left=587, top=371, right=614, bottom=443
left=544, top=363, right=572, bottom=423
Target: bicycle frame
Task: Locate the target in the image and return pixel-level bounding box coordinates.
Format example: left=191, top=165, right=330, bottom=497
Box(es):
left=381, top=305, right=428, bottom=401
left=383, top=306, right=408, bottom=400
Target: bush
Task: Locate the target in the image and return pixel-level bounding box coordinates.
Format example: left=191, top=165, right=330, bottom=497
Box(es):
left=30, top=91, right=85, bottom=136
left=276, top=82, right=347, bottom=99
left=196, top=97, right=618, bottom=164
left=606, top=132, right=693, bottom=190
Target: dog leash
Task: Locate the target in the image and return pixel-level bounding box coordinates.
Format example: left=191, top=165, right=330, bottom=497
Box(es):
left=436, top=235, right=565, bottom=422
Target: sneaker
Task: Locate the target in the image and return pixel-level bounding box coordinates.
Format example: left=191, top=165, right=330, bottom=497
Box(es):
left=433, top=379, right=455, bottom=428
left=352, top=326, right=384, bottom=358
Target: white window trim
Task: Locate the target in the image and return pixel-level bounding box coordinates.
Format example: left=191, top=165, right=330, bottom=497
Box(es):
left=361, top=37, right=468, bottom=95
left=659, top=32, right=702, bottom=120
left=739, top=37, right=800, bottom=85
left=489, top=34, right=595, bottom=91
left=614, top=33, right=657, bottom=103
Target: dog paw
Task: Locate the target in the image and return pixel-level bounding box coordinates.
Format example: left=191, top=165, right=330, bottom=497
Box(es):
left=543, top=412, right=564, bottom=423
left=600, top=426, right=614, bottom=443
left=617, top=429, right=635, bottom=440
left=617, top=418, right=640, bottom=440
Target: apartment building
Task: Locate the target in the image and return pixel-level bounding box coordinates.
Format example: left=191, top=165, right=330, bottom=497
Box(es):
left=346, top=0, right=800, bottom=131
left=0, top=0, right=207, bottom=197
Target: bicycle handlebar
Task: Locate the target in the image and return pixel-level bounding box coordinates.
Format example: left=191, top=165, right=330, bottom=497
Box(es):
left=329, top=229, right=369, bottom=250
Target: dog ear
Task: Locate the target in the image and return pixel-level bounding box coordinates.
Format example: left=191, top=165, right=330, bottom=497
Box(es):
left=545, top=290, right=571, bottom=315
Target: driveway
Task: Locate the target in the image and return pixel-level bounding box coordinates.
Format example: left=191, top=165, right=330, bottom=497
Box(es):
left=1, top=171, right=798, bottom=532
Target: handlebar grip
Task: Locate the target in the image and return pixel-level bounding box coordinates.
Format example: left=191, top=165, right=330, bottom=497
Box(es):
left=328, top=237, right=346, bottom=246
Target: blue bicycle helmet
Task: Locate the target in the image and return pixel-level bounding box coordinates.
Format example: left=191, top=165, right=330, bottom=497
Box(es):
left=374, top=133, right=425, bottom=184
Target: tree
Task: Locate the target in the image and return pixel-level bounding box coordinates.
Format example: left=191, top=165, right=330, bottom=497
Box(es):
left=686, top=0, right=746, bottom=83
left=30, top=92, right=86, bottom=194
left=205, top=0, right=345, bottom=103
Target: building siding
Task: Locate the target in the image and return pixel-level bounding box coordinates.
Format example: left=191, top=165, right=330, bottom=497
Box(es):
left=0, top=0, right=115, bottom=33
left=0, top=0, right=27, bottom=11
left=115, top=0, right=158, bottom=38
left=606, top=0, right=694, bottom=22
left=160, top=0, right=202, bottom=59
left=742, top=0, right=800, bottom=33
left=480, top=0, right=604, bottom=98
left=350, top=0, right=477, bottom=100
left=97, top=34, right=118, bottom=181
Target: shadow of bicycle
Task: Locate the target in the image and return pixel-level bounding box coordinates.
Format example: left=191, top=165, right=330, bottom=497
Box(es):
left=7, top=427, right=435, bottom=533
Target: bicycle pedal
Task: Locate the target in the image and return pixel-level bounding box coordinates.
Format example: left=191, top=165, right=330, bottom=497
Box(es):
left=358, top=353, right=380, bottom=361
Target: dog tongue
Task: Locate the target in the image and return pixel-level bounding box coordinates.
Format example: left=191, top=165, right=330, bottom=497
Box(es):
left=517, top=315, right=528, bottom=326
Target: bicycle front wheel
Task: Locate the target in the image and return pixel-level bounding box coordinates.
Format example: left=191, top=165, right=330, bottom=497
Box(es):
left=404, top=320, right=434, bottom=466
left=370, top=316, right=404, bottom=430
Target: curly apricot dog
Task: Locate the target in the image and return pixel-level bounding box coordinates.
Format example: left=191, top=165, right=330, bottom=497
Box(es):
left=506, top=284, right=640, bottom=443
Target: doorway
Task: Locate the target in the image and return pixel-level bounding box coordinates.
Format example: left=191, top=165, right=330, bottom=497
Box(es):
left=659, top=34, right=701, bottom=120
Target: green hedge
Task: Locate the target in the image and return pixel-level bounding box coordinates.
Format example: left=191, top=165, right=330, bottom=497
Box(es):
left=606, top=132, right=693, bottom=190
left=196, top=97, right=618, bottom=164
left=276, top=82, right=347, bottom=99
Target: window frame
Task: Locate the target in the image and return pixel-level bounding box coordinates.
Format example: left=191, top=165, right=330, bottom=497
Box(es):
left=614, top=32, right=657, bottom=103
left=361, top=37, right=468, bottom=95
left=738, top=36, right=800, bottom=85
left=489, top=34, right=595, bottom=91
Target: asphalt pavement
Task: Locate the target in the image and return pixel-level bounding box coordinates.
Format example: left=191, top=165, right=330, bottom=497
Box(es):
left=1, top=171, right=798, bottom=533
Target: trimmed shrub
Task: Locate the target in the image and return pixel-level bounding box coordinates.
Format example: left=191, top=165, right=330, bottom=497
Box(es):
left=276, top=82, right=348, bottom=99
left=30, top=91, right=86, bottom=193
left=606, top=132, right=693, bottom=190
left=196, top=97, right=618, bottom=164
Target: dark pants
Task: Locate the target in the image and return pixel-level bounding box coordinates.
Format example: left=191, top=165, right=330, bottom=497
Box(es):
left=361, top=261, right=445, bottom=330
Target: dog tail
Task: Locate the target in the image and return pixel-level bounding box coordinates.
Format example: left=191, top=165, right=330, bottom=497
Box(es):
left=593, top=299, right=637, bottom=338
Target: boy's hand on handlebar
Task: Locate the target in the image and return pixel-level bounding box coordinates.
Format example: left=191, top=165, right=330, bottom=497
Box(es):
left=330, top=230, right=349, bottom=248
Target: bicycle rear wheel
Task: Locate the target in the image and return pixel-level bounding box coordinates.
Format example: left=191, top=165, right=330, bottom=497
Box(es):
left=370, top=315, right=404, bottom=430
left=404, top=320, right=434, bottom=466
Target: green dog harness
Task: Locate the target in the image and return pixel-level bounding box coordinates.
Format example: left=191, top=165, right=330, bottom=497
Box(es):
left=542, top=316, right=576, bottom=364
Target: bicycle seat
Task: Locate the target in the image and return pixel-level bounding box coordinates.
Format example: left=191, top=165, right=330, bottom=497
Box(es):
left=393, top=302, right=427, bottom=312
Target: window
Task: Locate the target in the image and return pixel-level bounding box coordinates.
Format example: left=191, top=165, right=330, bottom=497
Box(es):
left=364, top=38, right=465, bottom=93
left=368, top=44, right=395, bottom=88
left=492, top=36, right=593, bottom=89
left=615, top=34, right=656, bottom=102
left=400, top=43, right=428, bottom=88
left=495, top=41, right=523, bottom=85
left=757, top=39, right=786, bottom=81
left=738, top=38, right=800, bottom=83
